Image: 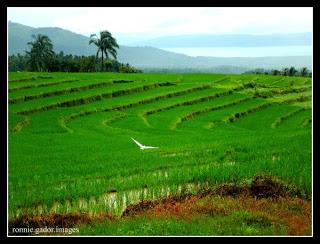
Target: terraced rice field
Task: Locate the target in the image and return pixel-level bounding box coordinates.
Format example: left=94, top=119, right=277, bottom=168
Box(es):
left=8, top=72, right=312, bottom=236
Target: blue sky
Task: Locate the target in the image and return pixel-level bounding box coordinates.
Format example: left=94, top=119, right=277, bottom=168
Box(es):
left=8, top=7, right=313, bottom=41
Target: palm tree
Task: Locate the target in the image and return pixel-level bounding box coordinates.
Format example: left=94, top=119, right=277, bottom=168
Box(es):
left=89, top=31, right=119, bottom=71
left=26, top=34, right=54, bottom=72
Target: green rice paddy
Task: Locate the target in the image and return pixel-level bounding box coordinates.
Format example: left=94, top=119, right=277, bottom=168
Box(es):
left=8, top=72, right=312, bottom=235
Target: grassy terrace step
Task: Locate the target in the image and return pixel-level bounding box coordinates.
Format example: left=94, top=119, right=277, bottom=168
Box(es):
left=290, top=100, right=311, bottom=109
left=64, top=80, right=260, bottom=132
left=147, top=95, right=256, bottom=131
left=178, top=98, right=273, bottom=131
left=8, top=72, right=81, bottom=82
left=174, top=89, right=312, bottom=130
left=9, top=113, right=23, bottom=131
left=283, top=110, right=311, bottom=129
left=9, top=72, right=40, bottom=81
left=140, top=82, right=254, bottom=117
left=252, top=85, right=311, bottom=99
left=7, top=72, right=181, bottom=90
left=10, top=116, right=30, bottom=133
left=12, top=84, right=213, bottom=133
left=269, top=78, right=285, bottom=86
left=256, top=76, right=283, bottom=84
left=15, top=81, right=177, bottom=115
left=272, top=77, right=311, bottom=87
left=271, top=107, right=307, bottom=128
left=300, top=117, right=312, bottom=128
left=66, top=87, right=231, bottom=132
left=10, top=127, right=312, bottom=187
left=8, top=78, right=79, bottom=91
left=60, top=84, right=214, bottom=132
left=110, top=93, right=249, bottom=131
left=175, top=97, right=253, bottom=128
left=9, top=75, right=53, bottom=83
left=227, top=102, right=274, bottom=123
left=268, top=91, right=311, bottom=104
left=10, top=80, right=154, bottom=111
left=8, top=74, right=80, bottom=88
left=275, top=94, right=311, bottom=104
left=11, top=144, right=225, bottom=194
left=141, top=89, right=236, bottom=117
left=9, top=79, right=81, bottom=93
left=14, top=141, right=267, bottom=192
left=214, top=78, right=260, bottom=88
left=8, top=72, right=160, bottom=82
left=226, top=104, right=300, bottom=131
left=102, top=113, right=128, bottom=127
left=226, top=95, right=311, bottom=124
left=9, top=80, right=136, bottom=104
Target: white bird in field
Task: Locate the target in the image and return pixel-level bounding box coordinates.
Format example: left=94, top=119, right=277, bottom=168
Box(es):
left=131, top=137, right=159, bottom=150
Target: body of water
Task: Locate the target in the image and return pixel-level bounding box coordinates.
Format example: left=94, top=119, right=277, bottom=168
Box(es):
left=162, top=45, right=312, bottom=57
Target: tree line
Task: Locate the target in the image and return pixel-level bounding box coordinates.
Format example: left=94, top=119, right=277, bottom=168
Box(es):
left=9, top=31, right=142, bottom=73
left=243, top=67, right=311, bottom=77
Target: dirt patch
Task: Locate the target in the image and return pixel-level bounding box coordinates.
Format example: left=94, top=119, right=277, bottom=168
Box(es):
left=250, top=174, right=286, bottom=198
left=121, top=174, right=307, bottom=218
left=211, top=174, right=304, bottom=199
left=213, top=183, right=250, bottom=197
left=122, top=200, right=158, bottom=217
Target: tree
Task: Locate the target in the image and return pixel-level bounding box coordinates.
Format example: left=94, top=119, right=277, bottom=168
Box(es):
left=282, top=67, right=289, bottom=76
left=120, top=63, right=142, bottom=73
left=271, top=69, right=280, bottom=76
left=9, top=53, right=140, bottom=73
left=79, top=56, right=96, bottom=72
left=8, top=54, right=28, bottom=71
left=26, top=34, right=54, bottom=72
left=288, top=66, right=297, bottom=76
left=89, top=31, right=119, bottom=71
left=300, top=67, right=309, bottom=77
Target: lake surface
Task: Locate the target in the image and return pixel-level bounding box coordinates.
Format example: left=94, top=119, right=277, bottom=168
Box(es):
left=162, top=46, right=312, bottom=57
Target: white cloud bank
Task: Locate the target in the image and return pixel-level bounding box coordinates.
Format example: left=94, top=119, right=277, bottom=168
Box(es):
left=8, top=7, right=313, bottom=38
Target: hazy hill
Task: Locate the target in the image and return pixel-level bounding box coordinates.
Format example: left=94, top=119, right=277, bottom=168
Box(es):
left=8, top=21, right=312, bottom=73
left=8, top=21, right=97, bottom=56
left=116, top=46, right=311, bottom=71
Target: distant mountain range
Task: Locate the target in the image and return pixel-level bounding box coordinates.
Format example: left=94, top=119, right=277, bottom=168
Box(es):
left=8, top=21, right=312, bottom=73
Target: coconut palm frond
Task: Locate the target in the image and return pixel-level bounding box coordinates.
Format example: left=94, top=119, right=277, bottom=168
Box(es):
left=89, top=30, right=120, bottom=70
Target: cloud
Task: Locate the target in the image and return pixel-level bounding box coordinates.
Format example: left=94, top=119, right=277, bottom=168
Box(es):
left=8, top=7, right=313, bottom=38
